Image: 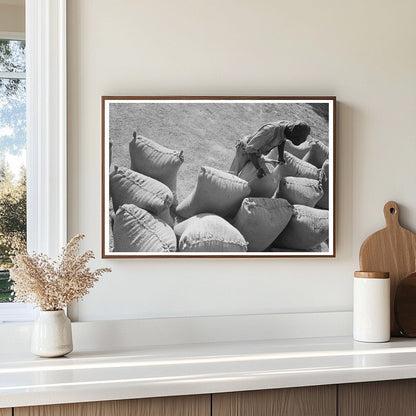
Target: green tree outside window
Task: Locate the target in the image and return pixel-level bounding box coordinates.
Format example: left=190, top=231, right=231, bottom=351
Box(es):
left=0, top=38, right=27, bottom=302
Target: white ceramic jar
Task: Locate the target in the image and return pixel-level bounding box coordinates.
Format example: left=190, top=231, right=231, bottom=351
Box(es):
left=31, top=310, right=73, bottom=357
left=353, top=271, right=390, bottom=343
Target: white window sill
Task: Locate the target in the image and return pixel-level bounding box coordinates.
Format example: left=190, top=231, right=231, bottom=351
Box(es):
left=0, top=303, right=36, bottom=324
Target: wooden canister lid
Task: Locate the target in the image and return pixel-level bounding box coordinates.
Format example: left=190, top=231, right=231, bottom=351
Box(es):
left=354, top=271, right=389, bottom=279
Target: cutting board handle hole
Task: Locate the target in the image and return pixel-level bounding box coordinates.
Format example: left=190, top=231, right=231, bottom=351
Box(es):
left=384, top=201, right=400, bottom=225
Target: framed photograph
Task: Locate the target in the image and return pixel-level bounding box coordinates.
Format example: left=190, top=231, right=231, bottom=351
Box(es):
left=102, top=96, right=336, bottom=258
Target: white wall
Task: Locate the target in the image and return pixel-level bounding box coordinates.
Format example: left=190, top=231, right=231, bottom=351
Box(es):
left=67, top=0, right=416, bottom=322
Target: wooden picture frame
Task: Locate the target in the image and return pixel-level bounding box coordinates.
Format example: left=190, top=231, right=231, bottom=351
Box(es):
left=102, top=96, right=336, bottom=258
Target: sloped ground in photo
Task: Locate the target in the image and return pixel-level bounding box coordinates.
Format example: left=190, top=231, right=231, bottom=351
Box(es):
left=110, top=102, right=329, bottom=203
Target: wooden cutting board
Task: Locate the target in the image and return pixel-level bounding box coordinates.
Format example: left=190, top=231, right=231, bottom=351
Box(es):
left=359, top=201, right=416, bottom=336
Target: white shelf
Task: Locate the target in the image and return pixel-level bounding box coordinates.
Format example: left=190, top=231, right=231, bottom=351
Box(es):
left=2, top=335, right=416, bottom=408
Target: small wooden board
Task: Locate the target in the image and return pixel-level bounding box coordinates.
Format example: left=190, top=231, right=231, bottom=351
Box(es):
left=359, top=201, right=416, bottom=336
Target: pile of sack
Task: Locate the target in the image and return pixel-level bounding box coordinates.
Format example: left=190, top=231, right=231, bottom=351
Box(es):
left=109, top=132, right=330, bottom=253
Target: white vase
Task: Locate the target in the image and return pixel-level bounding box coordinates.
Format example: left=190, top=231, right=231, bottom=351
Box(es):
left=31, top=310, right=73, bottom=357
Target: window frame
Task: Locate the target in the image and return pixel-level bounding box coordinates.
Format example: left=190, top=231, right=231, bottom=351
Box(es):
left=26, top=0, right=67, bottom=257
left=0, top=0, right=67, bottom=323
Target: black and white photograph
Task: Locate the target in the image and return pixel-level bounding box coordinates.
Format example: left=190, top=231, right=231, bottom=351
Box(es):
left=102, top=97, right=335, bottom=257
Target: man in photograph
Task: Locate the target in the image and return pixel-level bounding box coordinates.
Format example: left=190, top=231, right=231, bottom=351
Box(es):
left=229, top=120, right=311, bottom=177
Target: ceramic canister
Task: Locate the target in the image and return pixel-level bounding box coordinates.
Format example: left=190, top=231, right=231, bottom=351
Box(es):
left=353, top=271, right=390, bottom=343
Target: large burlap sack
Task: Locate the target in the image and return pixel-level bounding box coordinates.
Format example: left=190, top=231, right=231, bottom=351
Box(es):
left=176, top=166, right=250, bottom=219
left=157, top=207, right=175, bottom=228
left=270, top=240, right=329, bottom=253
left=177, top=214, right=247, bottom=252
left=303, top=139, right=329, bottom=168
left=238, top=160, right=281, bottom=198
left=273, top=205, right=329, bottom=250
left=284, top=139, right=313, bottom=159
left=108, top=199, right=115, bottom=251
left=108, top=216, right=114, bottom=252
left=174, top=214, right=204, bottom=237
left=276, top=177, right=324, bottom=207
left=316, top=159, right=330, bottom=209
left=267, top=150, right=319, bottom=180
left=113, top=204, right=177, bottom=252
left=129, top=133, right=184, bottom=194
left=233, top=198, right=294, bottom=252
left=316, top=160, right=330, bottom=209
left=109, top=197, right=116, bottom=221
left=110, top=166, right=173, bottom=214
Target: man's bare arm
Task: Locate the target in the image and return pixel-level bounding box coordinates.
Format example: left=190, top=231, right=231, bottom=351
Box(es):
left=277, top=141, right=286, bottom=163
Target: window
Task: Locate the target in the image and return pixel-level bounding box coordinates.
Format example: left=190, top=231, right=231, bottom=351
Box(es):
left=0, top=32, right=34, bottom=322
left=0, top=0, right=67, bottom=324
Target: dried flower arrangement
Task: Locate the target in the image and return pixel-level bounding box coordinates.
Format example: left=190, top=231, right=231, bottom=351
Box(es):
left=10, top=234, right=111, bottom=311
